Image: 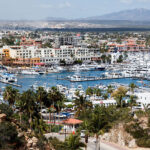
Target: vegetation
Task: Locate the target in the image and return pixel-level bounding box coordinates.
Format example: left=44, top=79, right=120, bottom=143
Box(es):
left=1, top=86, right=65, bottom=149
left=1, top=83, right=150, bottom=149
left=111, top=86, right=128, bottom=107
left=117, top=55, right=123, bottom=63
left=49, top=134, right=85, bottom=150
left=0, top=121, right=26, bottom=149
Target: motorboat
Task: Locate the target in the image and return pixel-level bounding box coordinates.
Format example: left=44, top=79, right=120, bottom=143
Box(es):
left=21, top=70, right=39, bottom=75
left=0, top=73, right=17, bottom=82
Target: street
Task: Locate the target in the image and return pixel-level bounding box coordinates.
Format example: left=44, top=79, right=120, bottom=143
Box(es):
left=45, top=133, right=128, bottom=150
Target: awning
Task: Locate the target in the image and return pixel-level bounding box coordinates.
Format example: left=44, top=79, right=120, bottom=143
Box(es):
left=34, top=63, right=45, bottom=66
left=62, top=118, right=83, bottom=125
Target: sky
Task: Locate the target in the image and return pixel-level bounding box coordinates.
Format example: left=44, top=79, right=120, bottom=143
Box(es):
left=0, top=0, right=150, bottom=20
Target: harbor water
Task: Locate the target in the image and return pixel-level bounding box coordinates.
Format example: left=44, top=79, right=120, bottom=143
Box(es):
left=0, top=70, right=149, bottom=92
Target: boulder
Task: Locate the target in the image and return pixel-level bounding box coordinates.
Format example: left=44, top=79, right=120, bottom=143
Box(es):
left=27, top=142, right=32, bottom=147
left=32, top=142, right=37, bottom=147
left=28, top=139, right=33, bottom=144
left=128, top=139, right=137, bottom=148
left=18, top=132, right=24, bottom=138
left=32, top=137, right=38, bottom=143
left=0, top=113, right=6, bottom=122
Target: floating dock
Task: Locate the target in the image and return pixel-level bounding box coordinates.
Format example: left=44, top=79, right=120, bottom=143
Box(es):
left=0, top=80, right=22, bottom=87
left=70, top=76, right=131, bottom=82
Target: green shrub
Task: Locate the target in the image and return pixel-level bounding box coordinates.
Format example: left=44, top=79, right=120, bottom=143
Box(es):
left=51, top=125, right=63, bottom=133
left=0, top=121, right=25, bottom=149
left=0, top=104, right=13, bottom=119
left=125, top=123, right=146, bottom=139
left=137, top=138, right=150, bottom=147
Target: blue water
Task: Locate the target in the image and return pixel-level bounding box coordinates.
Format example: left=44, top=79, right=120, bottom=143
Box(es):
left=0, top=70, right=149, bottom=92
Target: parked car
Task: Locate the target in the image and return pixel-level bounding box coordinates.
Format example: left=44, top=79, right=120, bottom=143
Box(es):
left=80, top=130, right=86, bottom=138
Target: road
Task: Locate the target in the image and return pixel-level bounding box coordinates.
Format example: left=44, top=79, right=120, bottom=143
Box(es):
left=45, top=133, right=128, bottom=150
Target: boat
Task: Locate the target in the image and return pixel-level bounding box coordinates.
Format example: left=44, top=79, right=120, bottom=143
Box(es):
left=95, top=65, right=105, bottom=71
left=0, top=73, right=17, bottom=82
left=70, top=65, right=90, bottom=72
left=36, top=71, right=46, bottom=75
left=21, top=70, right=39, bottom=75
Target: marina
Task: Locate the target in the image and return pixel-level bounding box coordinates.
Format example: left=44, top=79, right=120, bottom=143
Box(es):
left=0, top=69, right=149, bottom=92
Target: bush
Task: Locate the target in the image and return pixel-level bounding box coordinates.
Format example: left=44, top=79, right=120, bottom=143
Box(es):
left=0, top=121, right=25, bottom=149
left=137, top=138, right=150, bottom=147
left=51, top=125, right=63, bottom=133
left=0, top=104, right=13, bottom=119
left=125, top=123, right=146, bottom=139
left=37, top=136, right=48, bottom=150
left=125, top=122, right=150, bottom=148
left=48, top=137, right=65, bottom=150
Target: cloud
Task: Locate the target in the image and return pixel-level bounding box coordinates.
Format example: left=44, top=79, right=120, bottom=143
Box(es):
left=39, top=4, right=53, bottom=8
left=38, top=1, right=71, bottom=9
left=120, top=0, right=149, bottom=3
left=120, top=0, right=133, bottom=4
left=137, top=0, right=149, bottom=2
left=59, top=2, right=71, bottom=8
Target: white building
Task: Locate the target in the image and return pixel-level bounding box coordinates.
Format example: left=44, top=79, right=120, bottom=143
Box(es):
left=135, top=92, right=150, bottom=109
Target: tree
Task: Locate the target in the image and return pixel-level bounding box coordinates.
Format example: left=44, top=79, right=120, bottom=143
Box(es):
left=64, top=134, right=85, bottom=150
left=74, top=95, right=92, bottom=117
left=3, top=86, right=19, bottom=108
left=106, top=55, right=111, bottom=64
left=129, top=83, right=137, bottom=94
left=107, top=85, right=114, bottom=94
left=101, top=54, right=107, bottom=63
left=89, top=106, right=111, bottom=150
left=86, top=87, right=102, bottom=96
left=117, top=55, right=123, bottom=63
left=20, top=89, right=37, bottom=129
left=128, top=95, right=137, bottom=109
left=48, top=87, right=65, bottom=113
left=48, top=87, right=65, bottom=125
left=0, top=104, right=13, bottom=119
left=86, top=87, right=93, bottom=96
left=0, top=122, right=25, bottom=149
left=36, top=87, right=48, bottom=118
left=102, top=93, right=108, bottom=100
left=111, top=86, right=127, bottom=107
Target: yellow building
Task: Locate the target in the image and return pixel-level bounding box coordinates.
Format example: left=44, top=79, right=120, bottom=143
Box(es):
left=3, top=48, right=10, bottom=57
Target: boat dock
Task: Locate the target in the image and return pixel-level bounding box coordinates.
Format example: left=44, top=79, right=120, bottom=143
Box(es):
left=70, top=76, right=131, bottom=82
left=0, top=80, right=22, bottom=87
left=57, top=75, right=132, bottom=82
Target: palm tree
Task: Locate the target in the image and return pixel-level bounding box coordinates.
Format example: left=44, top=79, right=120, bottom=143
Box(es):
left=48, top=106, right=56, bottom=131
left=89, top=106, right=110, bottom=150
left=3, top=86, right=19, bottom=109
left=48, top=87, right=65, bottom=124
left=48, top=87, right=64, bottom=111
left=20, top=89, right=37, bottom=129
left=111, top=86, right=127, bottom=107
left=15, top=96, right=24, bottom=124
left=64, top=134, right=85, bottom=150
left=129, top=83, right=137, bottom=94
left=128, top=95, right=137, bottom=109
left=74, top=95, right=92, bottom=117
left=143, top=104, right=150, bottom=117
left=107, top=85, right=114, bottom=95
left=36, top=87, right=48, bottom=118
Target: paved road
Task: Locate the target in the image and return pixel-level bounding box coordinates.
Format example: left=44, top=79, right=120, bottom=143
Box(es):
left=45, top=133, right=127, bottom=150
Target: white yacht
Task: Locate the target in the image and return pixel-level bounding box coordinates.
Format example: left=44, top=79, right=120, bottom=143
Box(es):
left=21, top=70, right=39, bottom=75
left=0, top=73, right=17, bottom=82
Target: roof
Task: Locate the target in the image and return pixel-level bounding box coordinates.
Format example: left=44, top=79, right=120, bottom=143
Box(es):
left=62, top=118, right=83, bottom=125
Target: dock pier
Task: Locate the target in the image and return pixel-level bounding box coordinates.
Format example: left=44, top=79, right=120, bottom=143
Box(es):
left=0, top=80, right=22, bottom=87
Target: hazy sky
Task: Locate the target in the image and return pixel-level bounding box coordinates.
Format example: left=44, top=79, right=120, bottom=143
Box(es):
left=0, top=0, right=150, bottom=20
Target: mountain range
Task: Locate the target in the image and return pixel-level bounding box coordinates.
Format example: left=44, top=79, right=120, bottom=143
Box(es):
left=83, top=8, right=150, bottom=21
left=46, top=8, right=150, bottom=21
